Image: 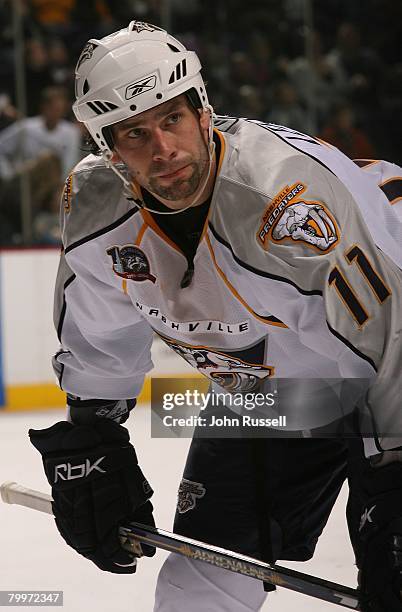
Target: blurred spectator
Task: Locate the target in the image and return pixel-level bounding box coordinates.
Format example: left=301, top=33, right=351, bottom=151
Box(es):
left=223, top=50, right=273, bottom=117
left=0, top=85, right=80, bottom=179
left=0, top=0, right=400, bottom=244
left=325, top=22, right=383, bottom=122
left=47, top=37, right=73, bottom=88
left=320, top=102, right=376, bottom=159
left=33, top=179, right=62, bottom=244
left=29, top=0, right=120, bottom=58
left=0, top=86, right=80, bottom=244
left=30, top=0, right=113, bottom=35
left=286, top=31, right=345, bottom=130
left=267, top=80, right=314, bottom=134
left=0, top=94, right=19, bottom=131
left=379, top=61, right=402, bottom=161
left=248, top=33, right=281, bottom=89
left=0, top=149, right=62, bottom=245
left=30, top=0, right=75, bottom=30
left=0, top=1, right=22, bottom=103
left=230, top=51, right=258, bottom=88
left=236, top=85, right=267, bottom=120
left=24, top=38, right=54, bottom=115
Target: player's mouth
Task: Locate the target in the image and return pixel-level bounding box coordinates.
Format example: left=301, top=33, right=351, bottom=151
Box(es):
left=157, top=164, right=191, bottom=180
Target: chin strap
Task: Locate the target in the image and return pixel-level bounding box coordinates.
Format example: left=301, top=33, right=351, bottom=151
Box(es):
left=101, top=105, right=216, bottom=216
left=102, top=150, right=132, bottom=189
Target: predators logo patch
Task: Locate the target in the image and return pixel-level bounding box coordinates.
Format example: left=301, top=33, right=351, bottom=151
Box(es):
left=257, top=182, right=339, bottom=252
left=177, top=479, right=206, bottom=514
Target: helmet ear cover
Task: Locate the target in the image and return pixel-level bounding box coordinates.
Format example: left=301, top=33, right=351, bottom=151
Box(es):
left=185, top=87, right=203, bottom=111
left=102, top=125, right=114, bottom=151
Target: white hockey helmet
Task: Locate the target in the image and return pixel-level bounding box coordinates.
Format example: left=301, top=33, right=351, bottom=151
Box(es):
left=73, top=21, right=209, bottom=155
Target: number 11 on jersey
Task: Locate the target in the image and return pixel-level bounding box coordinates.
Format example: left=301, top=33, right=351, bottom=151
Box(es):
left=328, top=245, right=392, bottom=327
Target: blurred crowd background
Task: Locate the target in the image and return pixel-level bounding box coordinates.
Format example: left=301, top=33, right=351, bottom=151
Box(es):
left=0, top=0, right=401, bottom=246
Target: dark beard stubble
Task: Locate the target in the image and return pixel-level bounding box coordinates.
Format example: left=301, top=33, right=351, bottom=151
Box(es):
left=147, top=160, right=204, bottom=201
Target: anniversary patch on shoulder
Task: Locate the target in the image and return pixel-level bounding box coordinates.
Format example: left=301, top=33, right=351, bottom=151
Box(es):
left=257, top=182, right=339, bottom=252
left=106, top=245, right=156, bottom=283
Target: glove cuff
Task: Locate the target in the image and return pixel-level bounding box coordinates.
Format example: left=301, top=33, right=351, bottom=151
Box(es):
left=67, top=395, right=136, bottom=425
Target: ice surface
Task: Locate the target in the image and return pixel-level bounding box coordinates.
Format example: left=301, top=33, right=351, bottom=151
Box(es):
left=0, top=407, right=357, bottom=611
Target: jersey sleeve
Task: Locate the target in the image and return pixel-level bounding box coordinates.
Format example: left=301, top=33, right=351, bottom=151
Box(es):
left=52, top=159, right=154, bottom=400
left=355, top=158, right=402, bottom=223
left=250, top=154, right=402, bottom=451
left=53, top=252, right=154, bottom=400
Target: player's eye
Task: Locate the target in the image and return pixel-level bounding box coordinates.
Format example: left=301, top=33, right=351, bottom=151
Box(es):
left=166, top=112, right=181, bottom=125
left=127, top=128, right=145, bottom=139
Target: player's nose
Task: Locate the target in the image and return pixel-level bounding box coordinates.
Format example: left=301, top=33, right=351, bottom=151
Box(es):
left=151, top=127, right=177, bottom=160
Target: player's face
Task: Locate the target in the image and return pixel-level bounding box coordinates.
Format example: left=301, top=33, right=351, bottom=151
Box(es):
left=111, top=95, right=211, bottom=208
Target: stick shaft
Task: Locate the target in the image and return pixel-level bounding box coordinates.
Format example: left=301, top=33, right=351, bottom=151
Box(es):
left=1, top=481, right=360, bottom=609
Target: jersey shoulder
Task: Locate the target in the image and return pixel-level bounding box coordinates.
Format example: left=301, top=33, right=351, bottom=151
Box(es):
left=213, top=119, right=394, bottom=261
left=216, top=118, right=354, bottom=222
left=217, top=118, right=337, bottom=200
left=61, top=154, right=137, bottom=251
left=355, top=159, right=402, bottom=216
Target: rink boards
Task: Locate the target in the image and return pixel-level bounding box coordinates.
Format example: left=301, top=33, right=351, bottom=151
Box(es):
left=0, top=248, right=193, bottom=411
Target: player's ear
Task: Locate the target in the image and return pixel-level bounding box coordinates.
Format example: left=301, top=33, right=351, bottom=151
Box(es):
left=199, top=108, right=210, bottom=131
left=111, top=150, right=121, bottom=163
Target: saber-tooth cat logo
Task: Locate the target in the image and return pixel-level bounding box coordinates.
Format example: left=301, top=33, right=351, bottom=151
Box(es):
left=177, top=479, right=206, bottom=514
left=258, top=182, right=339, bottom=251
left=159, top=335, right=273, bottom=392
left=130, top=22, right=164, bottom=34
left=107, top=245, right=156, bottom=283
left=76, top=43, right=97, bottom=70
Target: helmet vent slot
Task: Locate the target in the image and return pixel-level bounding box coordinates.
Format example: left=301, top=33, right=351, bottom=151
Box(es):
left=169, top=59, right=187, bottom=84
left=87, top=101, right=118, bottom=115
left=167, top=43, right=180, bottom=52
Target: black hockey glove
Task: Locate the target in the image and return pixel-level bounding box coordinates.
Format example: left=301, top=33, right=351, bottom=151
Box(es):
left=29, top=413, right=155, bottom=574
left=358, top=453, right=402, bottom=611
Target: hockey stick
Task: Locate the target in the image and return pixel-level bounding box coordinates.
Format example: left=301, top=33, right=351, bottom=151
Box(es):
left=1, top=481, right=360, bottom=609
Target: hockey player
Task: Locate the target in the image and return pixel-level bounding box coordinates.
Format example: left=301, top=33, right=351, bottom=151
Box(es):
left=29, top=22, right=402, bottom=611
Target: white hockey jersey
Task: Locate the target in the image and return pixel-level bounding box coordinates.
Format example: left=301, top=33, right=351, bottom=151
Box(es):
left=54, top=118, right=402, bottom=451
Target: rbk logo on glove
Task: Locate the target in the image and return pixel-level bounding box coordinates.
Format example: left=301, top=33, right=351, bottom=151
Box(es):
left=54, top=456, right=106, bottom=483
left=359, top=504, right=376, bottom=532
left=29, top=419, right=155, bottom=573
